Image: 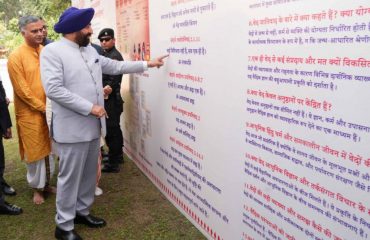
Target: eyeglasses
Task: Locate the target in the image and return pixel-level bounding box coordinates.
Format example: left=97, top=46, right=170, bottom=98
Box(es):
left=99, top=37, right=112, bottom=42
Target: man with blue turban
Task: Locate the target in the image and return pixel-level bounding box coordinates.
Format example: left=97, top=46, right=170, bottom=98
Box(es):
left=41, top=7, right=168, bottom=240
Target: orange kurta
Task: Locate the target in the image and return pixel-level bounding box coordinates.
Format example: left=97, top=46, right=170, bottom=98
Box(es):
left=7, top=43, right=50, bottom=163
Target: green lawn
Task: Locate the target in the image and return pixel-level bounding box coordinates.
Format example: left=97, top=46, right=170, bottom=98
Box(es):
left=1, top=103, right=206, bottom=240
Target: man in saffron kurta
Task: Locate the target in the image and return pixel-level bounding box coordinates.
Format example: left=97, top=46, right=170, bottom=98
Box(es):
left=7, top=16, right=54, bottom=205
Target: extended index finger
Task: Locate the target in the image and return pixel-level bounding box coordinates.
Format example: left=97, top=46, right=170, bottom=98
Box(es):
left=158, top=54, right=169, bottom=61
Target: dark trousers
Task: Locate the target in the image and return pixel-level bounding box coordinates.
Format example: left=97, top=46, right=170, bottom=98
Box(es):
left=0, top=137, right=3, bottom=205
left=0, top=136, right=4, bottom=184
left=105, top=125, right=123, bottom=167
left=0, top=188, right=3, bottom=204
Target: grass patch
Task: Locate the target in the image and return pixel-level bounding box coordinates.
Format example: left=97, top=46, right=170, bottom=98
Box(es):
left=0, top=103, right=206, bottom=240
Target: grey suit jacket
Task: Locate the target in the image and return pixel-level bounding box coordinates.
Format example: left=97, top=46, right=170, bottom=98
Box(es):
left=40, top=38, right=146, bottom=143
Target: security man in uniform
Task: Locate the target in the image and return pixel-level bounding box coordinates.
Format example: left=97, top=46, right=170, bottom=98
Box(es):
left=98, top=28, right=124, bottom=173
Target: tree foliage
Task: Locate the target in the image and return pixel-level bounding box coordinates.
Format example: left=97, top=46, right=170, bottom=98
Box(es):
left=0, top=0, right=71, bottom=57
left=0, top=0, right=22, bottom=24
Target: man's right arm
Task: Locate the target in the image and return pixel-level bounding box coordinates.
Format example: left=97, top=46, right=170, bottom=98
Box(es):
left=99, top=54, right=169, bottom=75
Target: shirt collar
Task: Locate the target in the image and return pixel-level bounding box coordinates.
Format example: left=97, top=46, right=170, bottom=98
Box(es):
left=61, top=37, right=80, bottom=49
left=22, top=42, right=42, bottom=53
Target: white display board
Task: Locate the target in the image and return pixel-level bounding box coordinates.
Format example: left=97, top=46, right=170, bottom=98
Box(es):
left=71, top=0, right=116, bottom=44
left=75, top=1, right=370, bottom=239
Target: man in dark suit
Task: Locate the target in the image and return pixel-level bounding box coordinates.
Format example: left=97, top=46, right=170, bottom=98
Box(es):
left=0, top=78, right=22, bottom=215
left=98, top=28, right=125, bottom=173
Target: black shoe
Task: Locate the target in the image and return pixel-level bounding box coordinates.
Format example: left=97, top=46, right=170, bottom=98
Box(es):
left=101, top=165, right=120, bottom=173
left=102, top=156, right=109, bottom=164
left=0, top=201, right=23, bottom=215
left=1, top=182, right=16, bottom=196
left=55, top=227, right=82, bottom=240
left=74, top=214, right=106, bottom=228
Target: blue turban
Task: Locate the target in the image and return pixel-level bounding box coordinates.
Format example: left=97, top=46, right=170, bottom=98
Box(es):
left=54, top=7, right=95, bottom=34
